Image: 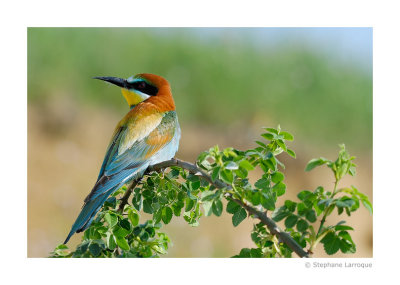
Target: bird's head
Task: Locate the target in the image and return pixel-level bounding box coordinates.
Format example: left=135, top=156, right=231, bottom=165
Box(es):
left=94, top=73, right=173, bottom=109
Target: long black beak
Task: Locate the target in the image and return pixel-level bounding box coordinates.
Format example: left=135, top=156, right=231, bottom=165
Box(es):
left=93, top=76, right=128, bottom=88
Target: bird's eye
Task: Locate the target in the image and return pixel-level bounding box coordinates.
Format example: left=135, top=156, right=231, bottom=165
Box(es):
left=138, top=81, right=146, bottom=89
left=131, top=80, right=158, bottom=96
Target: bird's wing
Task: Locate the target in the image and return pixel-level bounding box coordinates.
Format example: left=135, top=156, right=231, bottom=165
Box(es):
left=85, top=108, right=178, bottom=203
left=64, top=108, right=179, bottom=243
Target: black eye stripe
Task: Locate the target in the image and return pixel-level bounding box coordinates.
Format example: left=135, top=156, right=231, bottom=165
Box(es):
left=130, top=81, right=158, bottom=96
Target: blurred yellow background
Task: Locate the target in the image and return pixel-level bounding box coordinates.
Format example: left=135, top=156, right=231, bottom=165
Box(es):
left=27, top=28, right=372, bottom=257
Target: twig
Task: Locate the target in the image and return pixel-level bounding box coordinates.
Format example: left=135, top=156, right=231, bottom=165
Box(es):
left=227, top=196, right=308, bottom=258
left=118, top=180, right=139, bottom=212
left=316, top=179, right=339, bottom=236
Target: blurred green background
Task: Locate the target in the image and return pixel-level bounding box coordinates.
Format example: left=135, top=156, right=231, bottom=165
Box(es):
left=27, top=28, right=372, bottom=258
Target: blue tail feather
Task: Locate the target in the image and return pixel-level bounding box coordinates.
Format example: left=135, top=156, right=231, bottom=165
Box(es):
left=63, top=165, right=148, bottom=244
left=63, top=186, right=117, bottom=244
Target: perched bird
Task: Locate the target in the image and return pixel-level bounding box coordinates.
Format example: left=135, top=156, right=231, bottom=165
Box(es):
left=64, top=73, right=180, bottom=244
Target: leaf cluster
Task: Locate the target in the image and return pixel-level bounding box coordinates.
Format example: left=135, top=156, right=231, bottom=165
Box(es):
left=50, top=188, right=170, bottom=258
left=270, top=144, right=372, bottom=255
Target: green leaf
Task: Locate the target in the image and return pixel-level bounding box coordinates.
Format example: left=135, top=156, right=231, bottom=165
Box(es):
left=250, top=248, right=263, bottom=258
left=280, top=131, right=294, bottom=141
left=235, top=167, right=248, bottom=179
left=296, top=219, right=309, bottom=232
left=305, top=210, right=317, bottom=223
left=232, top=208, right=247, bottom=227
left=87, top=227, right=101, bottom=240
left=89, top=243, right=102, bottom=257
left=336, top=197, right=355, bottom=208
left=55, top=244, right=68, bottom=250
left=128, top=210, right=139, bottom=226
left=202, top=201, right=213, bottom=216
left=273, top=182, right=286, bottom=196
left=255, top=140, right=268, bottom=148
left=339, top=238, right=356, bottom=253
left=104, top=213, right=118, bottom=228
left=190, top=179, right=201, bottom=190
left=265, top=127, right=278, bottom=134
left=197, top=151, right=209, bottom=163
left=202, top=191, right=218, bottom=202
left=271, top=172, right=284, bottom=183
left=153, top=209, right=162, bottom=224
left=226, top=200, right=241, bottom=214
left=186, top=189, right=198, bottom=200
left=296, top=202, right=307, bottom=216
left=255, top=178, right=269, bottom=190
left=239, top=160, right=254, bottom=171
left=106, top=233, right=116, bottom=250
left=162, top=207, right=173, bottom=224
left=349, top=165, right=356, bottom=176
left=318, top=198, right=333, bottom=207
left=284, top=200, right=297, bottom=212
left=120, top=219, right=132, bottom=232
left=132, top=194, right=143, bottom=211
left=133, top=226, right=143, bottom=237
left=96, top=226, right=108, bottom=234
left=142, top=189, right=153, bottom=198
left=276, top=139, right=287, bottom=151
left=76, top=241, right=89, bottom=254
left=250, top=191, right=261, bottom=206
left=335, top=225, right=354, bottom=231
left=140, top=231, right=150, bottom=241
left=338, top=231, right=354, bottom=243
left=152, top=202, right=160, bottom=212
left=251, top=231, right=261, bottom=244
left=116, top=237, right=130, bottom=251
left=305, top=158, right=330, bottom=172
left=53, top=244, right=71, bottom=257
left=286, top=148, right=296, bottom=158
left=284, top=215, right=298, bottom=228
left=168, top=167, right=180, bottom=179
left=220, top=169, right=234, bottom=184
left=212, top=199, right=223, bottom=216
left=321, top=232, right=341, bottom=255
left=113, top=225, right=130, bottom=238
left=297, top=190, right=312, bottom=201
left=263, top=159, right=276, bottom=171
left=272, top=206, right=289, bottom=222
left=361, top=199, right=373, bottom=214
left=211, top=166, right=221, bottom=181
left=225, top=161, right=239, bottom=170
left=223, top=148, right=237, bottom=158
left=261, top=193, right=275, bottom=211
left=172, top=201, right=184, bottom=216
left=143, top=199, right=154, bottom=214
left=235, top=248, right=251, bottom=258
left=261, top=133, right=274, bottom=140
left=338, top=231, right=356, bottom=253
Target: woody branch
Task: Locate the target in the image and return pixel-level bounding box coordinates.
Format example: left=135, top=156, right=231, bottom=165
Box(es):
left=119, top=158, right=309, bottom=258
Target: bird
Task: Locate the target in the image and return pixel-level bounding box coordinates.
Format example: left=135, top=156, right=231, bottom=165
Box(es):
left=63, top=73, right=181, bottom=244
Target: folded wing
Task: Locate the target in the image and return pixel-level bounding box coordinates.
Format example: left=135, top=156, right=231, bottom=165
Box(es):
left=64, top=107, right=179, bottom=244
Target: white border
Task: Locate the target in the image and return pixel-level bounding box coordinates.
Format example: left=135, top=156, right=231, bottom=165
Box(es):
left=1, top=0, right=399, bottom=283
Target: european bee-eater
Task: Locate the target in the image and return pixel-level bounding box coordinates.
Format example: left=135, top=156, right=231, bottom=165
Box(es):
left=64, top=73, right=180, bottom=244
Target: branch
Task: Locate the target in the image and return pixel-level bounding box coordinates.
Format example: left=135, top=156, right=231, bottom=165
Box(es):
left=227, top=197, right=309, bottom=258
left=148, top=158, right=310, bottom=258
left=118, top=179, right=139, bottom=213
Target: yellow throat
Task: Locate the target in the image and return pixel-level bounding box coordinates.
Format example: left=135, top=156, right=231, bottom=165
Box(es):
left=121, top=88, right=149, bottom=107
